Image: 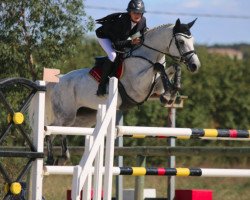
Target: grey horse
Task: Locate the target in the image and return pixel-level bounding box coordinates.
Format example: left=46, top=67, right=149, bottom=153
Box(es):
left=29, top=19, right=201, bottom=164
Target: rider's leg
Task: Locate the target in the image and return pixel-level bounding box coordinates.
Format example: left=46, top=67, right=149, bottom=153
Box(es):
left=96, top=38, right=117, bottom=96
left=96, top=59, right=114, bottom=96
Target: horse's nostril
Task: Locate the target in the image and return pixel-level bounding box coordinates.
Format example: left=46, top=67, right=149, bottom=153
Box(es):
left=189, top=63, right=197, bottom=72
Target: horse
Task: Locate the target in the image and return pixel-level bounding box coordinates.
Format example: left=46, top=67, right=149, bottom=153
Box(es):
left=29, top=18, right=201, bottom=164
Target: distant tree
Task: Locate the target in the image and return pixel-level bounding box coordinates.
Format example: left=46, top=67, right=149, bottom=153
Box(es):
left=0, top=0, right=94, bottom=80
left=176, top=46, right=250, bottom=129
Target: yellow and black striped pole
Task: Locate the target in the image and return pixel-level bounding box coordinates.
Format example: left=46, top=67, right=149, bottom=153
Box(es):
left=119, top=167, right=202, bottom=176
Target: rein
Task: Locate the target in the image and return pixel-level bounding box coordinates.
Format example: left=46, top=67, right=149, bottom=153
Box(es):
left=112, top=44, right=159, bottom=108
left=141, top=42, right=177, bottom=63
left=119, top=53, right=158, bottom=108
left=142, top=32, right=197, bottom=64
left=118, top=73, right=157, bottom=110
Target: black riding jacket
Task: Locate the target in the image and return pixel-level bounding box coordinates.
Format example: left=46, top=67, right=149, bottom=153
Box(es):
left=95, top=12, right=147, bottom=50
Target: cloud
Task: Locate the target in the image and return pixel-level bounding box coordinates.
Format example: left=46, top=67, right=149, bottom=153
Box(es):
left=182, top=0, right=202, bottom=8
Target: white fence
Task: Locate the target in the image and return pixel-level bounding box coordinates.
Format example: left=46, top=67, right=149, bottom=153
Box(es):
left=30, top=77, right=250, bottom=200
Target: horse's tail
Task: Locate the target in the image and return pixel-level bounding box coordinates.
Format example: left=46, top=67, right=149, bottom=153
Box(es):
left=28, top=82, right=55, bottom=130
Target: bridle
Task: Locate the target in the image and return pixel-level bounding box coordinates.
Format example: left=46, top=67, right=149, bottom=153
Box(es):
left=141, top=32, right=197, bottom=65
left=168, top=33, right=197, bottom=64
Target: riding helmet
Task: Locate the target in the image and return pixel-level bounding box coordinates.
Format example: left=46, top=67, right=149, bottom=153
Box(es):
left=126, top=0, right=146, bottom=13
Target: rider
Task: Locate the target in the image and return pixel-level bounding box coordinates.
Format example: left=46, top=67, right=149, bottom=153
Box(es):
left=95, top=0, right=148, bottom=96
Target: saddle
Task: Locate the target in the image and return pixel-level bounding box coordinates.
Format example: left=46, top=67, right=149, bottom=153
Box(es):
left=89, top=56, right=124, bottom=82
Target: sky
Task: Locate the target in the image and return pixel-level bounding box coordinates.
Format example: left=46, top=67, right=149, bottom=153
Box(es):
left=84, top=0, right=250, bottom=45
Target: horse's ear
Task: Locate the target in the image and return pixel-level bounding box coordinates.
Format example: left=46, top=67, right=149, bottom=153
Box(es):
left=173, top=18, right=181, bottom=34
left=175, top=18, right=181, bottom=28
left=188, top=18, right=197, bottom=29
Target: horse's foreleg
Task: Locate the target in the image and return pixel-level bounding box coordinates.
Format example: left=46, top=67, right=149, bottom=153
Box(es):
left=155, top=63, right=182, bottom=105
left=45, top=135, right=55, bottom=165
left=154, top=63, right=173, bottom=92
left=167, top=64, right=182, bottom=103
left=155, top=63, right=175, bottom=104
left=173, top=64, right=181, bottom=90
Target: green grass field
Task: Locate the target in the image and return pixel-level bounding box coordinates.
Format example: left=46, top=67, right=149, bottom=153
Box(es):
left=41, top=154, right=250, bottom=200
left=1, top=153, right=249, bottom=200
left=41, top=175, right=250, bottom=200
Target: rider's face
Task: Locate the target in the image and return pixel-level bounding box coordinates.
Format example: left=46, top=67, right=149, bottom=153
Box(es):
left=130, top=11, right=142, bottom=23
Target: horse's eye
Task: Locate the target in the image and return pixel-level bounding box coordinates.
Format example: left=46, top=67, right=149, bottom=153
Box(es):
left=179, top=40, right=185, bottom=45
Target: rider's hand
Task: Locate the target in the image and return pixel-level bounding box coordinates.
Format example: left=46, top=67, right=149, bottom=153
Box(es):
left=131, top=37, right=141, bottom=45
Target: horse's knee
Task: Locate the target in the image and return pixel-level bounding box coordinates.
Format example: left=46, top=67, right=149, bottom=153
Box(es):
left=154, top=62, right=164, bottom=72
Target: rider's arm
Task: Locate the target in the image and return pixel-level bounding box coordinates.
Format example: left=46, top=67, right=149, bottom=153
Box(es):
left=142, top=17, right=148, bottom=33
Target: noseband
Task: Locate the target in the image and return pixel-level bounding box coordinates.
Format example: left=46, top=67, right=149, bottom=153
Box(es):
left=168, top=33, right=196, bottom=64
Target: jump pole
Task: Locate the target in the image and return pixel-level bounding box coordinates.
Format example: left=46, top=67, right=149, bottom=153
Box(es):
left=44, top=166, right=250, bottom=178
left=116, top=126, right=250, bottom=139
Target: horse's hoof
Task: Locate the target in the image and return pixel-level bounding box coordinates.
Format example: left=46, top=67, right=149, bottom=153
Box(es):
left=46, top=157, right=55, bottom=165
left=65, top=150, right=70, bottom=160
left=160, top=94, right=171, bottom=104
left=167, top=100, right=174, bottom=105
left=96, top=93, right=105, bottom=97
left=56, top=156, right=70, bottom=165
left=160, top=95, right=168, bottom=104
left=96, top=93, right=107, bottom=98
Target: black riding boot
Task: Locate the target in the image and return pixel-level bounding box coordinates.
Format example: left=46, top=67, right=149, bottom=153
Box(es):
left=96, top=59, right=114, bottom=96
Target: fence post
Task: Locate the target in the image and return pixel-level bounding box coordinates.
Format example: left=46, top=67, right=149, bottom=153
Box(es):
left=134, top=155, right=146, bottom=200
left=103, top=77, right=118, bottom=200
left=93, top=105, right=106, bottom=200
left=82, top=135, right=93, bottom=200
left=167, top=107, right=176, bottom=200
left=115, top=110, right=124, bottom=200
left=30, top=81, right=45, bottom=200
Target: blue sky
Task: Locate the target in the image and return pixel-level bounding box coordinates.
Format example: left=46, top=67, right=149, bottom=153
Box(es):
left=84, top=0, right=250, bottom=45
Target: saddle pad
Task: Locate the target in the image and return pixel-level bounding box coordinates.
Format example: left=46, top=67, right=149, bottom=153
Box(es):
left=89, top=62, right=124, bottom=83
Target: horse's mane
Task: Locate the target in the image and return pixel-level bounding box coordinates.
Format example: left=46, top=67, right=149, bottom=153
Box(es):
left=145, top=24, right=173, bottom=37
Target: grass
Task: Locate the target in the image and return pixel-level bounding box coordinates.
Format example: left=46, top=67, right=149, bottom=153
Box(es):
left=41, top=175, right=250, bottom=200
left=1, top=154, right=249, bottom=200
left=40, top=154, right=250, bottom=200
left=1, top=168, right=250, bottom=200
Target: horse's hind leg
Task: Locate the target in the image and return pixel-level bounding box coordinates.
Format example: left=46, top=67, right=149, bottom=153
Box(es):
left=47, top=134, right=70, bottom=166
left=56, top=112, right=77, bottom=164
left=46, top=113, right=76, bottom=165
left=61, top=135, right=70, bottom=160
left=60, top=119, right=76, bottom=163
left=45, top=135, right=55, bottom=165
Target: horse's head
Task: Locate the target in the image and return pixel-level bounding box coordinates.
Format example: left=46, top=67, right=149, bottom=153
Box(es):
left=169, top=18, right=201, bottom=73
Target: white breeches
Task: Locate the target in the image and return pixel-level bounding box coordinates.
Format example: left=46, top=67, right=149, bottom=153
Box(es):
left=97, top=38, right=117, bottom=62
